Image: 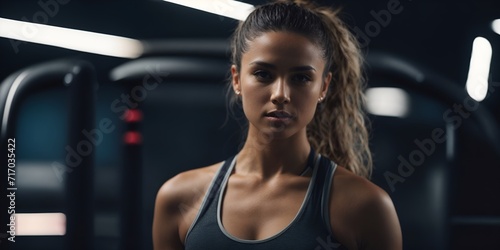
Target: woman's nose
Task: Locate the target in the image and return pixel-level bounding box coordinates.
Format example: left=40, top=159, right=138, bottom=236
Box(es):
left=271, top=79, right=290, bottom=105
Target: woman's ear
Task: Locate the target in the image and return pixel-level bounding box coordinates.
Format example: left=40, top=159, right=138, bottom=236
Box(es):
left=231, top=65, right=241, bottom=94
left=321, top=72, right=332, bottom=97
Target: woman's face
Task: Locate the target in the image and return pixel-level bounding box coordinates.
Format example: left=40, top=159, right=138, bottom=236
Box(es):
left=232, top=31, right=332, bottom=140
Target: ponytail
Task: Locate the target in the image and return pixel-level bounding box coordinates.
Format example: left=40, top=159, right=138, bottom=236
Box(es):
left=294, top=1, right=372, bottom=178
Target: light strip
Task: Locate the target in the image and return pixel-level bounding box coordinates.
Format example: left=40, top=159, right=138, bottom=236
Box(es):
left=0, top=17, right=143, bottom=59
left=15, top=213, right=66, bottom=236
left=466, top=37, right=492, bottom=102
left=492, top=19, right=500, bottom=35
left=365, top=87, right=409, bottom=118
left=162, top=0, right=254, bottom=21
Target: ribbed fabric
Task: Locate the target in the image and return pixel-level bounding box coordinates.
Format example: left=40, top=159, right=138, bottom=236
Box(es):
left=184, top=150, right=346, bottom=250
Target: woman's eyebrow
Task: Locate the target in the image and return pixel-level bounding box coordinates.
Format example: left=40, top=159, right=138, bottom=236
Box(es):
left=290, top=66, right=316, bottom=72
left=249, top=61, right=316, bottom=72
left=249, top=61, right=275, bottom=68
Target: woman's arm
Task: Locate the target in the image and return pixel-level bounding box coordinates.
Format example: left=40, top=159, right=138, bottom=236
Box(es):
left=353, top=187, right=402, bottom=250
left=152, top=178, right=185, bottom=250
left=152, top=166, right=218, bottom=250
left=330, top=167, right=402, bottom=250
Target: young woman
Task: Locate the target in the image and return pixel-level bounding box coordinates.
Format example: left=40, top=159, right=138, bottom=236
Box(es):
left=153, top=1, right=402, bottom=249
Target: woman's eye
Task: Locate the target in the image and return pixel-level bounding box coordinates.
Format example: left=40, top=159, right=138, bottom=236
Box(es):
left=292, top=74, right=312, bottom=83
left=253, top=71, right=272, bottom=81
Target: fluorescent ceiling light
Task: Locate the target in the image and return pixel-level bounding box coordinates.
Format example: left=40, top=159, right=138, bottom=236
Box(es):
left=0, top=17, right=143, bottom=58
left=466, top=37, right=492, bottom=102
left=162, top=0, right=254, bottom=21
left=492, top=19, right=500, bottom=35
left=15, top=213, right=66, bottom=236
left=365, top=87, right=409, bottom=118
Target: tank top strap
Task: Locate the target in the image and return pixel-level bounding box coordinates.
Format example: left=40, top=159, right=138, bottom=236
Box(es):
left=302, top=155, right=343, bottom=247
left=306, top=155, right=328, bottom=208
left=320, top=158, right=338, bottom=236
left=184, top=156, right=236, bottom=242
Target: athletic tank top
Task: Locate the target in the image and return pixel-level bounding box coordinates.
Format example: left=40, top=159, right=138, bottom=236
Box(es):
left=184, top=150, right=347, bottom=250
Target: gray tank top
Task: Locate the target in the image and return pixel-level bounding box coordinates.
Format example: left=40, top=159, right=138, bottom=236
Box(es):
left=184, top=150, right=346, bottom=250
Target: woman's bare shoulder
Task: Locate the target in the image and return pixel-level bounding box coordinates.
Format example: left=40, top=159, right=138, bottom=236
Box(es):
left=153, top=162, right=225, bottom=249
left=330, top=166, right=402, bottom=249
left=332, top=166, right=397, bottom=220
left=155, top=161, right=223, bottom=208
left=332, top=166, right=388, bottom=199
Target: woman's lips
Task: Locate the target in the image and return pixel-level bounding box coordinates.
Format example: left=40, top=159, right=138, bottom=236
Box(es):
left=265, top=110, right=293, bottom=123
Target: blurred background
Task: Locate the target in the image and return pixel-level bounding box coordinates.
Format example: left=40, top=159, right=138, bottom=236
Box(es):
left=0, top=0, right=499, bottom=249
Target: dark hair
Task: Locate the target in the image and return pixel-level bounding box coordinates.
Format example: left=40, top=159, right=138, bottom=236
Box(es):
left=228, top=0, right=372, bottom=178
left=231, top=1, right=333, bottom=75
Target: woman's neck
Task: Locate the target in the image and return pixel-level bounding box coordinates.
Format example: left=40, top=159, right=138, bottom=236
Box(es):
left=236, top=126, right=311, bottom=179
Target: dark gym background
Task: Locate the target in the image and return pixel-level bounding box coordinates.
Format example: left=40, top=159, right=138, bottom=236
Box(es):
left=0, top=0, right=499, bottom=249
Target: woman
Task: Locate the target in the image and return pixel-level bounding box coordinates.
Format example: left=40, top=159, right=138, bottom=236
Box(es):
left=153, top=1, right=402, bottom=249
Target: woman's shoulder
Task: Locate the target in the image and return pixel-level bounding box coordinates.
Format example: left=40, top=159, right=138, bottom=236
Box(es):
left=155, top=161, right=223, bottom=209
left=331, top=166, right=396, bottom=220
left=330, top=166, right=402, bottom=249
left=332, top=166, right=388, bottom=200
left=153, top=161, right=226, bottom=248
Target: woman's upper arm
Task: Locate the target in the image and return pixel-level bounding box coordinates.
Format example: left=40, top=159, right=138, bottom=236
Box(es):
left=355, top=186, right=402, bottom=250
left=152, top=177, right=185, bottom=250
left=330, top=171, right=402, bottom=250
